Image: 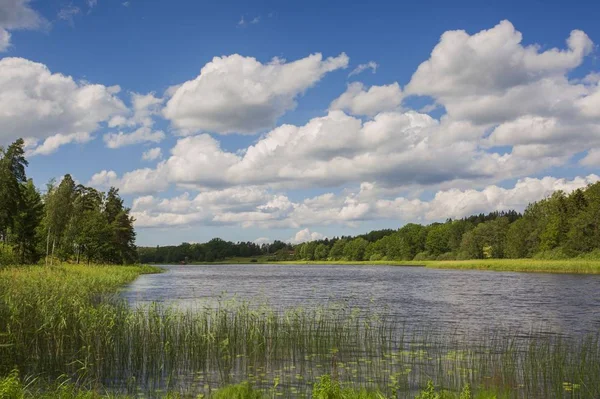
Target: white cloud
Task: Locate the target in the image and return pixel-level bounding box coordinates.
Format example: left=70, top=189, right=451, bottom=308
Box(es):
left=103, top=126, right=165, bottom=148
left=79, top=20, right=600, bottom=242
left=288, top=229, right=325, bottom=244
left=405, top=20, right=597, bottom=144
left=581, top=149, right=600, bottom=167
left=0, top=57, right=127, bottom=154
left=0, top=0, right=46, bottom=51
left=0, top=28, right=11, bottom=51
left=93, top=108, right=563, bottom=195
left=330, top=82, right=403, bottom=116
left=88, top=170, right=119, bottom=188
left=57, top=5, right=80, bottom=26
left=348, top=61, right=378, bottom=77
left=26, top=132, right=92, bottom=156
left=128, top=175, right=599, bottom=231
left=163, top=53, right=349, bottom=134
left=109, top=92, right=164, bottom=128
left=254, top=237, right=272, bottom=245
left=377, top=175, right=600, bottom=222
left=142, top=147, right=163, bottom=161
left=406, top=20, right=593, bottom=99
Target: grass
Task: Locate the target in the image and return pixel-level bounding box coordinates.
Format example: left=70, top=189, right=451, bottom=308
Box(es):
left=0, top=372, right=506, bottom=399
left=418, top=259, right=600, bottom=274
left=188, top=257, right=600, bottom=274
left=1, top=264, right=599, bottom=398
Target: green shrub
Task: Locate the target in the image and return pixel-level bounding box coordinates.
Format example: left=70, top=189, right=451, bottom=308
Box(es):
left=436, top=252, right=456, bottom=261
left=577, top=248, right=600, bottom=260
left=413, top=251, right=435, bottom=261
left=533, top=247, right=571, bottom=260
left=0, top=245, right=18, bottom=267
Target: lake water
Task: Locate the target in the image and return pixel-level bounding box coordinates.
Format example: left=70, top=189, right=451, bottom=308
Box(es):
left=123, top=264, right=600, bottom=337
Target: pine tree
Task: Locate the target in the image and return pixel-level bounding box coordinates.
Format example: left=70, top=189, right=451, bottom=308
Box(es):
left=12, top=180, right=44, bottom=264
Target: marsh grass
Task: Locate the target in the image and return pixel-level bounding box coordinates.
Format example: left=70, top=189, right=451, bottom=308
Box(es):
left=272, top=259, right=600, bottom=274
left=1, top=265, right=599, bottom=398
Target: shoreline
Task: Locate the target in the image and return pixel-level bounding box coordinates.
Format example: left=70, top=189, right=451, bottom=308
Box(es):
left=150, top=258, right=600, bottom=274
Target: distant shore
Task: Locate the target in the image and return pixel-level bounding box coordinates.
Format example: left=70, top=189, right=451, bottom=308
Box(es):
left=156, top=258, right=600, bottom=274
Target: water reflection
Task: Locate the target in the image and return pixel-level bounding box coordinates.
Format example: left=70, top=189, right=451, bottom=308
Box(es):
left=122, top=264, right=600, bottom=337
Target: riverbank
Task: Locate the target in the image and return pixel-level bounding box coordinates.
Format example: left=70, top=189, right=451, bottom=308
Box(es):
left=181, top=258, right=600, bottom=274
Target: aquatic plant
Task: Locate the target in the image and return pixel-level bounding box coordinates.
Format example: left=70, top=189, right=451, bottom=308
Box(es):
left=1, top=265, right=599, bottom=398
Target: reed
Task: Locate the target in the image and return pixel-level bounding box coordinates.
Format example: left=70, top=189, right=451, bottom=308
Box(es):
left=1, top=265, right=598, bottom=398
left=274, top=259, right=600, bottom=274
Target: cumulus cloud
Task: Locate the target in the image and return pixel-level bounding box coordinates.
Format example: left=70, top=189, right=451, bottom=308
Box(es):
left=91, top=108, right=569, bottom=195
left=0, top=27, right=11, bottom=51
left=348, top=61, right=378, bottom=77
left=103, top=127, right=165, bottom=148
left=581, top=149, right=600, bottom=167
left=142, top=147, right=163, bottom=161
left=254, top=237, right=272, bottom=245
left=26, top=132, right=93, bottom=156
left=376, top=175, right=600, bottom=222
left=109, top=92, right=164, bottom=128
left=126, top=175, right=599, bottom=230
left=289, top=229, right=325, bottom=244
left=102, top=92, right=166, bottom=148
left=76, top=20, right=600, bottom=242
left=330, top=82, right=403, bottom=116
left=406, top=20, right=593, bottom=99
left=402, top=20, right=600, bottom=163
left=163, top=53, right=349, bottom=134
left=0, top=57, right=127, bottom=154
left=0, top=0, right=46, bottom=51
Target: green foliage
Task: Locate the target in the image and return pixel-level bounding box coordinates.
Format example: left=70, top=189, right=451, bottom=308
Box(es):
left=0, top=245, right=18, bottom=266
left=0, top=139, right=137, bottom=265
left=132, top=180, right=600, bottom=265
left=2, top=266, right=600, bottom=396
left=343, top=238, right=369, bottom=261
left=0, top=369, right=23, bottom=399
left=329, top=239, right=347, bottom=260
left=312, top=375, right=385, bottom=399
left=283, top=182, right=600, bottom=263
left=425, top=224, right=451, bottom=256
left=210, top=382, right=264, bottom=399
left=315, top=243, right=330, bottom=260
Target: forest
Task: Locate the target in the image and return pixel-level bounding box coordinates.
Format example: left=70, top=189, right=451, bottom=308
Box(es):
left=0, top=139, right=137, bottom=265
left=138, top=181, right=600, bottom=264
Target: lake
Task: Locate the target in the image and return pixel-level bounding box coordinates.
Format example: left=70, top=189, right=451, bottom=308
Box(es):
left=123, top=264, right=600, bottom=337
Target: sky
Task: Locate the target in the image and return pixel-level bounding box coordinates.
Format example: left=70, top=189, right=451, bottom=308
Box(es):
left=1, top=0, right=600, bottom=246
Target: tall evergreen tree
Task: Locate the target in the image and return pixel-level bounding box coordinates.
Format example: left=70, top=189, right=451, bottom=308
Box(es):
left=12, top=180, right=44, bottom=264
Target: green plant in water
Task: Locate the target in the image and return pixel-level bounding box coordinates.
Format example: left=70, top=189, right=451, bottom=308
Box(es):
left=210, top=382, right=264, bottom=399
left=0, top=369, right=24, bottom=399
left=312, top=374, right=386, bottom=399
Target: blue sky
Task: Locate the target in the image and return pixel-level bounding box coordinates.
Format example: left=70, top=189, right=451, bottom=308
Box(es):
left=1, top=0, right=600, bottom=246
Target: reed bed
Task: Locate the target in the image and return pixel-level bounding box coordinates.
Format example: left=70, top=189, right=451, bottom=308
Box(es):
left=1, top=265, right=599, bottom=398
left=276, top=259, right=600, bottom=274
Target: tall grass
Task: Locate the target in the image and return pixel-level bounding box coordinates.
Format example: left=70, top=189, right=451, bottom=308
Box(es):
left=275, top=259, right=600, bottom=274
left=1, top=265, right=599, bottom=398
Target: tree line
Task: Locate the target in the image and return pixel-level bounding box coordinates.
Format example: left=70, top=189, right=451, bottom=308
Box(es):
left=138, top=239, right=293, bottom=264
left=139, top=181, right=600, bottom=264
left=0, top=139, right=137, bottom=265
left=294, top=183, right=600, bottom=261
